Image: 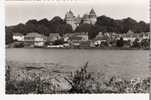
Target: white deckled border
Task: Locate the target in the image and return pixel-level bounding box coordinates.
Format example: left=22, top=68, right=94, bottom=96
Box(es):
left=0, top=0, right=5, bottom=95
left=0, top=0, right=150, bottom=100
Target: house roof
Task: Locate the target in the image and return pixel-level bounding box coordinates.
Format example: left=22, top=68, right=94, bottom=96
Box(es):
left=94, top=36, right=108, bottom=41
left=13, top=33, right=24, bottom=36
left=63, top=33, right=73, bottom=37
left=25, top=32, right=46, bottom=38
left=127, top=30, right=134, bottom=34
left=96, top=32, right=103, bottom=37
left=49, top=33, right=60, bottom=37
left=48, top=33, right=61, bottom=40
left=70, top=36, right=83, bottom=41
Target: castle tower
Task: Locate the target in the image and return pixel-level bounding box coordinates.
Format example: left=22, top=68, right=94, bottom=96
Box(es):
left=65, top=9, right=77, bottom=30
left=74, top=14, right=81, bottom=26
left=89, top=8, right=97, bottom=25
left=82, top=14, right=91, bottom=24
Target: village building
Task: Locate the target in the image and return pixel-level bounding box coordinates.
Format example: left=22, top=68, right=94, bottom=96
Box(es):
left=142, top=32, right=150, bottom=39
left=94, top=36, right=108, bottom=47
left=79, top=40, right=91, bottom=48
left=94, top=32, right=109, bottom=45
left=13, top=33, right=24, bottom=41
left=120, top=30, right=137, bottom=42
left=48, top=33, right=61, bottom=42
left=24, top=32, right=47, bottom=47
left=69, top=33, right=88, bottom=41
left=63, top=34, right=73, bottom=42
left=122, top=35, right=136, bottom=42
left=67, top=32, right=89, bottom=48
left=96, top=32, right=104, bottom=38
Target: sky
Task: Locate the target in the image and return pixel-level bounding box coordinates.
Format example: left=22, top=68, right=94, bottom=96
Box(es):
left=5, top=0, right=150, bottom=26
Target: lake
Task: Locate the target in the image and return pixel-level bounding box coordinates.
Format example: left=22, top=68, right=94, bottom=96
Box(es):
left=6, top=48, right=150, bottom=79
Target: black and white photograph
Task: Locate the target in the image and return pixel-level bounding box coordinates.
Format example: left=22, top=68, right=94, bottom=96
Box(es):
left=5, top=0, right=150, bottom=94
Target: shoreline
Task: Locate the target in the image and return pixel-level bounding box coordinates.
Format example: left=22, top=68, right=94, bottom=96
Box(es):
left=6, top=47, right=150, bottom=50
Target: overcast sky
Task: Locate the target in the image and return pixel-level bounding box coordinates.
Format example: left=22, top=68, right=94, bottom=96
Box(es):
left=5, top=0, right=150, bottom=26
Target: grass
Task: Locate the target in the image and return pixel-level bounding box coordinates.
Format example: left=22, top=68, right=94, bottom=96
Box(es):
left=6, top=62, right=150, bottom=94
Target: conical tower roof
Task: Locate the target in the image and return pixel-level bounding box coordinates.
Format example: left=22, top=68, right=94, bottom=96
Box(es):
left=65, top=9, right=74, bottom=19
left=90, top=8, right=96, bottom=15
left=69, top=9, right=74, bottom=15
left=89, top=8, right=96, bottom=18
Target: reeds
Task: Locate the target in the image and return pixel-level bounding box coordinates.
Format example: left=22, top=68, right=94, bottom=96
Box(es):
left=6, top=62, right=150, bottom=94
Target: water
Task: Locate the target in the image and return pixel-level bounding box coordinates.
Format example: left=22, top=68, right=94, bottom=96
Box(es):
left=6, top=48, right=150, bottom=79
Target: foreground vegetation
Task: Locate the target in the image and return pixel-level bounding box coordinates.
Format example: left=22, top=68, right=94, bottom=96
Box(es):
left=6, top=62, right=150, bottom=94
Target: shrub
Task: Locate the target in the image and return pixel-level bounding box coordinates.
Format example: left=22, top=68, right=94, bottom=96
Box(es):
left=64, top=62, right=150, bottom=93
left=64, top=62, right=97, bottom=93
left=6, top=63, right=150, bottom=94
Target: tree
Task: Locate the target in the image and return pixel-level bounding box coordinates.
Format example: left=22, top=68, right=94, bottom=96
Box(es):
left=12, top=23, right=26, bottom=35
left=57, top=24, right=73, bottom=36
left=36, top=25, right=49, bottom=36
left=49, top=16, right=64, bottom=33
left=25, top=19, right=39, bottom=33
left=116, top=37, right=124, bottom=47
left=132, top=38, right=140, bottom=48
left=75, top=23, right=92, bottom=32
left=96, top=15, right=120, bottom=33
left=5, top=27, right=13, bottom=44
left=122, top=17, right=138, bottom=33
left=88, top=25, right=99, bottom=39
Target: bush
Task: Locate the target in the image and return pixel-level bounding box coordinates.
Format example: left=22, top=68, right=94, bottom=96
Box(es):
left=64, top=62, right=96, bottom=93
left=64, top=62, right=150, bottom=93
left=6, top=69, right=60, bottom=94
left=6, top=76, right=61, bottom=94
left=6, top=63, right=150, bottom=94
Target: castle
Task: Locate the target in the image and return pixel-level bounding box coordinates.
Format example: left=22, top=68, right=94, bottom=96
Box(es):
left=64, top=8, right=97, bottom=30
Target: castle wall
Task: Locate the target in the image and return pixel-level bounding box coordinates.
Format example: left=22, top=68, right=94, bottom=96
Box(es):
left=90, top=18, right=97, bottom=25
left=83, top=20, right=91, bottom=24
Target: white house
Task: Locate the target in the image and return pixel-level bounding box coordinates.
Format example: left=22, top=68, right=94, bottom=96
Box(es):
left=13, top=33, right=24, bottom=41
left=24, top=32, right=47, bottom=47
left=48, top=33, right=61, bottom=42
left=142, top=32, right=150, bottom=39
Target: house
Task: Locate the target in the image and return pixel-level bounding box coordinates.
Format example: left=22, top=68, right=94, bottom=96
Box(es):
left=24, top=32, right=47, bottom=47
left=121, top=30, right=140, bottom=42
left=96, top=32, right=103, bottom=38
left=48, top=33, right=61, bottom=42
left=70, top=36, right=82, bottom=47
left=93, top=35, right=111, bottom=47
left=123, top=33, right=139, bottom=42
left=69, top=32, right=89, bottom=41
left=127, top=30, right=134, bottom=35
left=67, top=33, right=89, bottom=48
left=76, top=33, right=89, bottom=41
left=142, top=32, right=150, bottom=39
left=63, top=33, right=73, bottom=42
left=79, top=40, right=91, bottom=48
left=13, top=33, right=24, bottom=41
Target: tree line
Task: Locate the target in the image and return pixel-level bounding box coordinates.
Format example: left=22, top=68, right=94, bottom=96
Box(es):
left=6, top=15, right=150, bottom=44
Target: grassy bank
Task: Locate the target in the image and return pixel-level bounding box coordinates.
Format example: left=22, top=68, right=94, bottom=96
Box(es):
left=6, top=62, right=150, bottom=94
